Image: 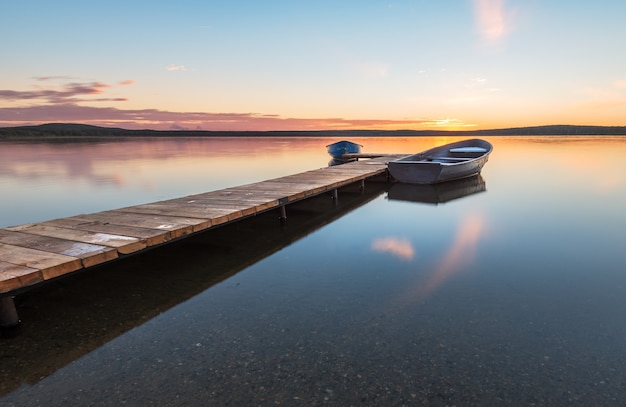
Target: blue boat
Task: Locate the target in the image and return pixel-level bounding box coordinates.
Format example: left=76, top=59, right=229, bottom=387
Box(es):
left=326, top=140, right=362, bottom=160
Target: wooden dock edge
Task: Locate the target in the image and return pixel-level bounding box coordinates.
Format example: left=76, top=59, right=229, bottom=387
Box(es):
left=0, top=155, right=402, bottom=335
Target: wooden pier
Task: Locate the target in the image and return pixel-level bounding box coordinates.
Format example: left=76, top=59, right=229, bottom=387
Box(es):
left=0, top=155, right=401, bottom=335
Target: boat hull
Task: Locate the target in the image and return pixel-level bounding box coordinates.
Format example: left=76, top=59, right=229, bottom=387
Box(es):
left=387, top=139, right=492, bottom=184
left=326, top=140, right=362, bottom=159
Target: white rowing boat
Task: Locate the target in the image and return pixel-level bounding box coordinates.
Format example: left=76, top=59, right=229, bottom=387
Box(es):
left=387, top=139, right=492, bottom=184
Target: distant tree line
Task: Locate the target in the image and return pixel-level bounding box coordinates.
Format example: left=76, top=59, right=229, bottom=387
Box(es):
left=471, top=125, right=626, bottom=136
left=1, top=123, right=626, bottom=139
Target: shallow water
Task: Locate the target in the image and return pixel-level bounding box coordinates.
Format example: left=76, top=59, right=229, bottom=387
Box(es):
left=1, top=136, right=626, bottom=406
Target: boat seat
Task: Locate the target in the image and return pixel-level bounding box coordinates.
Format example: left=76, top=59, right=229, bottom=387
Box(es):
left=426, top=156, right=473, bottom=162
left=449, top=147, right=487, bottom=153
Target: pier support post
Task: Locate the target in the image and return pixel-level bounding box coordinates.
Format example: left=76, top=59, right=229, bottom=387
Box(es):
left=0, top=296, right=21, bottom=338
left=331, top=188, right=338, bottom=206
left=360, top=179, right=365, bottom=192
left=279, top=205, right=287, bottom=224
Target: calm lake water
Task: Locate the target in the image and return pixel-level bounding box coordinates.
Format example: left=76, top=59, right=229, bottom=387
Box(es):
left=1, top=136, right=626, bottom=406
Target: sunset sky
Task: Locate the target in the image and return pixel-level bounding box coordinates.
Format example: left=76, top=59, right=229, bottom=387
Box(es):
left=2, top=0, right=626, bottom=131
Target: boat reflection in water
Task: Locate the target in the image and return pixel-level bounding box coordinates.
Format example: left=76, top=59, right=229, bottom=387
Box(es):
left=387, top=175, right=486, bottom=205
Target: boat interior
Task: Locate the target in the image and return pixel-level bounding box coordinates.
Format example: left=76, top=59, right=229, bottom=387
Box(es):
left=424, top=146, right=488, bottom=163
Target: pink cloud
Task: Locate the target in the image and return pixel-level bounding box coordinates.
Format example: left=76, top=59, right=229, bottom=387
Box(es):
left=0, top=77, right=471, bottom=131
left=0, top=80, right=130, bottom=104
left=0, top=104, right=442, bottom=131
left=472, top=0, right=516, bottom=44
left=32, top=76, right=77, bottom=81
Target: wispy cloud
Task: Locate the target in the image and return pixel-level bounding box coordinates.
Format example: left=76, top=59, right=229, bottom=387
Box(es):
left=574, top=80, right=626, bottom=111
left=0, top=80, right=130, bottom=104
left=33, top=76, right=77, bottom=81
left=354, top=61, right=390, bottom=78
left=166, top=65, right=187, bottom=71
left=468, top=77, right=487, bottom=88
left=326, top=40, right=390, bottom=79
left=472, top=0, right=516, bottom=45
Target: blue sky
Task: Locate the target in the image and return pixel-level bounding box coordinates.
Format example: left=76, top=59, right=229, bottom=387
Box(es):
left=1, top=0, right=626, bottom=130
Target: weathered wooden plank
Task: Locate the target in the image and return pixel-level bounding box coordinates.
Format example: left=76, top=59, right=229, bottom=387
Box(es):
left=219, top=185, right=295, bottom=196
left=185, top=190, right=276, bottom=201
left=0, top=243, right=82, bottom=281
left=5, top=224, right=145, bottom=255
left=0, top=261, right=43, bottom=294
left=181, top=201, right=277, bottom=215
left=208, top=193, right=283, bottom=206
left=43, top=216, right=172, bottom=244
left=324, top=169, right=386, bottom=178
left=157, top=199, right=259, bottom=217
left=272, top=176, right=357, bottom=189
left=206, top=189, right=292, bottom=208
left=174, top=193, right=281, bottom=211
left=341, top=153, right=387, bottom=159
left=84, top=210, right=209, bottom=232
left=167, top=193, right=281, bottom=214
left=115, top=204, right=234, bottom=226
left=274, top=170, right=382, bottom=184
left=192, top=199, right=279, bottom=213
left=271, top=176, right=345, bottom=186
left=301, top=168, right=377, bottom=175
left=50, top=212, right=206, bottom=240
left=261, top=183, right=335, bottom=199
left=0, top=230, right=118, bottom=268
left=238, top=182, right=327, bottom=200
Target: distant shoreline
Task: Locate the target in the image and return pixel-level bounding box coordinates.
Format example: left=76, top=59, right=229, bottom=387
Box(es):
left=1, top=123, right=626, bottom=139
